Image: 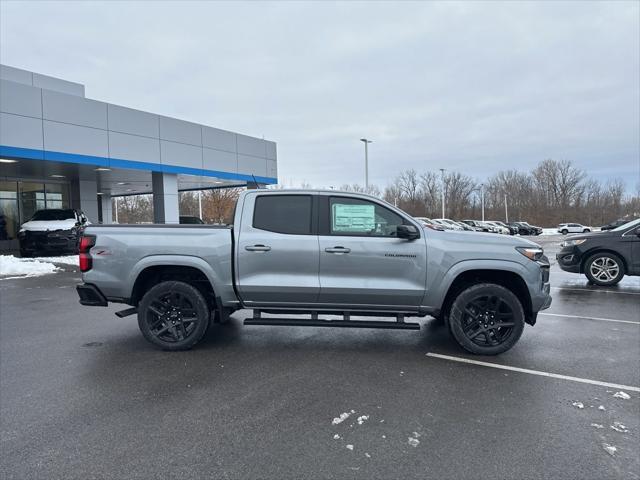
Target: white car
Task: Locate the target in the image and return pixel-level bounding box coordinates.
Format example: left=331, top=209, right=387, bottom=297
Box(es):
left=557, top=223, right=591, bottom=234
left=433, top=218, right=465, bottom=231
left=485, top=221, right=510, bottom=235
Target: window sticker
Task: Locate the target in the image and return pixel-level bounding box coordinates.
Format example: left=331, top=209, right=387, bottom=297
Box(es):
left=332, top=203, right=375, bottom=232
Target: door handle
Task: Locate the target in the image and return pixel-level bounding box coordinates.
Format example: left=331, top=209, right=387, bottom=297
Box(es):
left=325, top=246, right=351, bottom=254
left=245, top=244, right=271, bottom=252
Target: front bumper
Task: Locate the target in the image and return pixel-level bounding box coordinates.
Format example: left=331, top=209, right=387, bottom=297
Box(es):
left=76, top=283, right=108, bottom=306
left=556, top=246, right=581, bottom=273
left=529, top=256, right=552, bottom=322
left=19, top=229, right=79, bottom=254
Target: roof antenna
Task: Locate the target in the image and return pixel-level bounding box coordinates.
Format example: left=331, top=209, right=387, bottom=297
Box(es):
left=251, top=174, right=264, bottom=189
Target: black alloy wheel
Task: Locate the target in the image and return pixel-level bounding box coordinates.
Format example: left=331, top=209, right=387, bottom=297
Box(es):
left=448, top=283, right=525, bottom=355
left=138, top=281, right=210, bottom=350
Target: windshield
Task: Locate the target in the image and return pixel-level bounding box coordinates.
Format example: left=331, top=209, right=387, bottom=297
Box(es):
left=30, top=209, right=76, bottom=221
left=612, top=218, right=640, bottom=232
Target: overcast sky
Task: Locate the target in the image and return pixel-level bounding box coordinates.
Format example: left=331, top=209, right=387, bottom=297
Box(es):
left=1, top=1, right=638, bottom=191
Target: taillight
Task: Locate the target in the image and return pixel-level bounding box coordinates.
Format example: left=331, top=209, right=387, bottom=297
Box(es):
left=79, top=235, right=96, bottom=272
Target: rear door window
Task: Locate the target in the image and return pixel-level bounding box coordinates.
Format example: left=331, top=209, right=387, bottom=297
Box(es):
left=253, top=195, right=313, bottom=235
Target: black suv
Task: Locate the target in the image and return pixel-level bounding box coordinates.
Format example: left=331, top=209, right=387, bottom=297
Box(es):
left=601, top=218, right=637, bottom=231
left=556, top=219, right=640, bottom=286
left=18, top=208, right=88, bottom=257
left=508, top=222, right=542, bottom=236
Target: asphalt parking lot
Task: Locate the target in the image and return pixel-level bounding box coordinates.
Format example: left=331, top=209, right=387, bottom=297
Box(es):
left=1, top=234, right=639, bottom=480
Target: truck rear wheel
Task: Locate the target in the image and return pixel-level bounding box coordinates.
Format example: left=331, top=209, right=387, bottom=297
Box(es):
left=138, top=281, right=210, bottom=351
left=448, top=283, right=525, bottom=355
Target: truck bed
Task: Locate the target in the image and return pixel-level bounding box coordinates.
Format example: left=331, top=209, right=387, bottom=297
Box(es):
left=82, top=224, right=235, bottom=303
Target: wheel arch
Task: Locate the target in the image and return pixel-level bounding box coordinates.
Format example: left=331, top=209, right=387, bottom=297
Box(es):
left=439, top=268, right=534, bottom=326
left=129, top=258, right=219, bottom=310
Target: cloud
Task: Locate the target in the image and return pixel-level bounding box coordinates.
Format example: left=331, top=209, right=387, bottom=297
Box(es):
left=1, top=1, right=638, bottom=190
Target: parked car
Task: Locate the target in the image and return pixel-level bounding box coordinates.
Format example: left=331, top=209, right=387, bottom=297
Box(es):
left=179, top=215, right=205, bottom=224
left=434, top=218, right=465, bottom=231
left=462, top=220, right=491, bottom=232
left=76, top=190, right=551, bottom=355
left=509, top=222, right=542, bottom=236
left=557, top=223, right=591, bottom=234
left=485, top=221, right=510, bottom=235
left=556, top=218, right=640, bottom=286
left=601, top=218, right=636, bottom=231
left=413, top=217, right=445, bottom=231
left=430, top=219, right=456, bottom=230
left=18, top=208, right=89, bottom=257
left=490, top=221, right=518, bottom=235
left=454, top=221, right=479, bottom=232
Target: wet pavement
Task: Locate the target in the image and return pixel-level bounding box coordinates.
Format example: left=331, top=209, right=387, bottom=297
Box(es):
left=1, top=234, right=638, bottom=479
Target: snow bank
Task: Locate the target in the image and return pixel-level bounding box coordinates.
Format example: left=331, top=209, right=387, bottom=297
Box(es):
left=32, top=255, right=79, bottom=266
left=0, top=255, right=61, bottom=278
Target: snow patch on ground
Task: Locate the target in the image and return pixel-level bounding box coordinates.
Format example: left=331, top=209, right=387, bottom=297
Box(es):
left=602, top=443, right=617, bottom=456
left=346, top=444, right=354, bottom=451
left=357, top=415, right=369, bottom=425
left=408, top=437, right=420, bottom=447
left=598, top=405, right=606, bottom=411
left=0, top=255, right=61, bottom=278
left=611, top=422, right=628, bottom=433
left=613, top=391, right=631, bottom=400
left=590, top=423, right=604, bottom=429
left=572, top=401, right=584, bottom=409
left=333, top=434, right=340, bottom=440
left=332, top=410, right=355, bottom=425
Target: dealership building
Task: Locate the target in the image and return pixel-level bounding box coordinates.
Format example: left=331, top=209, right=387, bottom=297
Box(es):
left=0, top=64, right=277, bottom=251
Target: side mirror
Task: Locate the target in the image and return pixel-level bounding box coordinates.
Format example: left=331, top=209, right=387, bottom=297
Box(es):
left=397, top=224, right=420, bottom=240
left=635, top=227, right=640, bottom=237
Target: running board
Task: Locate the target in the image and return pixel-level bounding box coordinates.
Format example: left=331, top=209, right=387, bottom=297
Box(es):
left=244, top=318, right=420, bottom=330
left=115, top=307, right=137, bottom=318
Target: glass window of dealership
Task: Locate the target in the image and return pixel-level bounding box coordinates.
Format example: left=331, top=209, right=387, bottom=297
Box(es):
left=0, top=179, right=70, bottom=240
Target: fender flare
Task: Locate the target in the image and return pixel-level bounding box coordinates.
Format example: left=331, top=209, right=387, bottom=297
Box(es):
left=432, top=259, right=531, bottom=311
left=127, top=255, right=222, bottom=298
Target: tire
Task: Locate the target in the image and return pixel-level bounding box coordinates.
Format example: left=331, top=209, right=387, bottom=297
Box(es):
left=583, top=229, right=590, bottom=233
left=561, top=229, right=568, bottom=235
left=584, top=253, right=625, bottom=286
left=448, top=283, right=525, bottom=355
left=138, top=281, right=210, bottom=351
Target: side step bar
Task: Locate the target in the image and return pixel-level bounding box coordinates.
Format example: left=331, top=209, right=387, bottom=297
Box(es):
left=115, top=307, right=137, bottom=318
left=244, top=316, right=420, bottom=330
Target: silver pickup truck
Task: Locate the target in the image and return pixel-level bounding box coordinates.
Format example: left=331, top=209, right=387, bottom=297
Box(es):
left=76, top=190, right=551, bottom=355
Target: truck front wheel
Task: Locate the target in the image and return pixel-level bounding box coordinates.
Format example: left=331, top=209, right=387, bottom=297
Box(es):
left=448, top=283, right=525, bottom=355
left=138, top=281, right=210, bottom=351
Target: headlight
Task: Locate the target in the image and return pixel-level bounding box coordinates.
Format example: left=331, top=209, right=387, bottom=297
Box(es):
left=516, top=246, right=544, bottom=261
left=561, top=239, right=587, bottom=247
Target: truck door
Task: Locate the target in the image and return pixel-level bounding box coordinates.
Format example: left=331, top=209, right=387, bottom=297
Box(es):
left=317, top=195, right=427, bottom=308
left=236, top=193, right=320, bottom=306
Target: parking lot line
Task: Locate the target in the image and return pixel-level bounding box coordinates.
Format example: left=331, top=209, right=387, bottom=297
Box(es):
left=426, top=353, right=640, bottom=392
left=551, top=286, right=640, bottom=296
left=539, top=312, right=640, bottom=325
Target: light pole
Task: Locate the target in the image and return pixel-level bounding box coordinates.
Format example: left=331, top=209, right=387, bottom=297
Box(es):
left=480, top=183, right=485, bottom=221
left=439, top=168, right=446, bottom=218
left=504, top=194, right=509, bottom=223
left=360, top=138, right=372, bottom=191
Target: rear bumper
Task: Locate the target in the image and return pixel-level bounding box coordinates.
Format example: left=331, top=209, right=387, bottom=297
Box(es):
left=76, top=283, right=108, bottom=306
